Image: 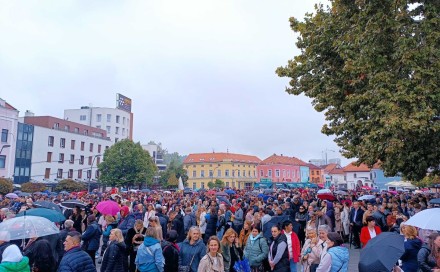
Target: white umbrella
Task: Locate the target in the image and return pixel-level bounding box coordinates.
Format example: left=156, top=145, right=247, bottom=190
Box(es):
left=358, top=195, right=375, bottom=200
left=405, top=208, right=440, bottom=231
left=317, top=189, right=332, bottom=194
left=0, top=215, right=59, bottom=240
left=163, top=191, right=171, bottom=194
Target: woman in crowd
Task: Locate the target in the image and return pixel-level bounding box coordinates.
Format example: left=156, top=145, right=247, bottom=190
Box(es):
left=341, top=202, right=350, bottom=242
left=400, top=225, right=422, bottom=272
left=334, top=202, right=343, bottom=238
left=143, top=204, right=155, bottom=228
left=101, top=228, right=128, bottom=272
left=178, top=226, right=206, bottom=272
left=268, top=225, right=289, bottom=272
left=100, top=215, right=117, bottom=263
left=221, top=228, right=243, bottom=272
left=300, top=228, right=322, bottom=272
left=217, top=208, right=226, bottom=240
left=126, top=219, right=147, bottom=272
left=199, top=205, right=207, bottom=240
left=149, top=216, right=163, bottom=241
left=244, top=224, right=269, bottom=272
left=161, top=230, right=180, bottom=272
left=238, top=220, right=252, bottom=250
left=306, top=213, right=317, bottom=235
left=418, top=232, right=440, bottom=272
left=205, top=207, right=218, bottom=243
left=135, top=227, right=164, bottom=272
left=0, top=244, right=31, bottom=272
left=295, top=205, right=308, bottom=246
left=198, top=236, right=224, bottom=272
left=316, top=232, right=349, bottom=272
left=360, top=216, right=381, bottom=247
left=70, top=206, right=83, bottom=233
left=23, top=238, right=56, bottom=272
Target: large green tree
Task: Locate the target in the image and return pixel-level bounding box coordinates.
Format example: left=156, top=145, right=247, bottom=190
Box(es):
left=99, top=139, right=157, bottom=188
left=277, top=0, right=440, bottom=180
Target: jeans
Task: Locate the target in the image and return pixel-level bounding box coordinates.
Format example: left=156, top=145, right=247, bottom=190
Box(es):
left=290, top=259, right=297, bottom=272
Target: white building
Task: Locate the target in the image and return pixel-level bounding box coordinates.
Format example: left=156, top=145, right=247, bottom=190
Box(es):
left=0, top=99, right=19, bottom=180
left=343, top=162, right=374, bottom=190
left=142, top=142, right=166, bottom=171
left=64, top=106, right=133, bottom=144
left=16, top=115, right=113, bottom=184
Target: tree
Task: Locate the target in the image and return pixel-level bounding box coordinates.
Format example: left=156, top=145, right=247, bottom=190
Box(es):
left=413, top=175, right=440, bottom=188
left=21, top=182, right=46, bottom=193
left=55, top=179, right=86, bottom=192
left=214, top=179, right=225, bottom=188
left=99, top=139, right=157, bottom=188
left=207, top=181, right=215, bottom=189
left=158, top=159, right=188, bottom=187
left=167, top=174, right=178, bottom=187
left=276, top=1, right=440, bottom=180
left=0, top=178, right=13, bottom=195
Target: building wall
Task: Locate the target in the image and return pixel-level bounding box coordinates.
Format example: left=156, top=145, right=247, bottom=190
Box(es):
left=309, top=168, right=323, bottom=183
left=345, top=171, right=372, bottom=189
left=0, top=100, right=18, bottom=179
left=256, top=164, right=301, bottom=182
left=14, top=123, right=34, bottom=183
left=372, top=169, right=401, bottom=189
left=142, top=144, right=166, bottom=171
left=300, top=166, right=310, bottom=183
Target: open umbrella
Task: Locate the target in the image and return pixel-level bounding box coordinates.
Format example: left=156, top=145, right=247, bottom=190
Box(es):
left=17, top=208, right=66, bottom=223
left=429, top=198, right=440, bottom=205
left=216, top=196, right=231, bottom=206
left=59, top=191, right=69, bottom=195
left=33, top=201, right=62, bottom=212
left=317, top=193, right=336, bottom=201
left=0, top=215, right=59, bottom=240
left=358, top=195, right=375, bottom=201
left=405, top=208, right=440, bottom=231
left=61, top=200, right=87, bottom=209
left=96, top=200, right=120, bottom=216
left=263, top=189, right=274, bottom=194
left=163, top=191, right=171, bottom=194
left=141, top=189, right=150, bottom=193
left=359, top=232, right=404, bottom=272
left=5, top=193, right=18, bottom=199
left=335, top=190, right=348, bottom=196
left=18, top=192, right=31, bottom=197
left=317, top=188, right=332, bottom=194
left=225, top=189, right=236, bottom=195
left=215, top=191, right=228, bottom=197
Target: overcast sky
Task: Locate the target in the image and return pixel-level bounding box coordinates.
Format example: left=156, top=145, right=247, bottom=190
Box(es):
left=0, top=0, right=351, bottom=165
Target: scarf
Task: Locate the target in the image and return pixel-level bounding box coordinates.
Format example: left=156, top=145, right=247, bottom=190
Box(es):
left=250, top=234, right=259, bottom=245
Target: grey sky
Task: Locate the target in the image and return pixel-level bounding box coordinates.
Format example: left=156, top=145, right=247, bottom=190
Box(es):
left=0, top=0, right=350, bottom=165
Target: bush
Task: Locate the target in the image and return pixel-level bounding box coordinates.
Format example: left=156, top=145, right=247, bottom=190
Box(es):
left=21, top=182, right=46, bottom=193
left=55, top=179, right=86, bottom=192
left=0, top=178, right=13, bottom=195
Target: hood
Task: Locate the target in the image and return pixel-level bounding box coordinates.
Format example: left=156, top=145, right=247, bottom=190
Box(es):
left=329, top=246, right=349, bottom=263
left=1, top=256, right=30, bottom=271
left=2, top=244, right=23, bottom=263
left=326, top=202, right=334, bottom=211
left=143, top=236, right=160, bottom=247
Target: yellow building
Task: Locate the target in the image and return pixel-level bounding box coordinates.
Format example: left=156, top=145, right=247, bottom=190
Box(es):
left=183, top=152, right=261, bottom=190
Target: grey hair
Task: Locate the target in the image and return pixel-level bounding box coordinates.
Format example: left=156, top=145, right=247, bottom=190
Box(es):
left=318, top=224, right=331, bottom=233
left=64, top=219, right=74, bottom=228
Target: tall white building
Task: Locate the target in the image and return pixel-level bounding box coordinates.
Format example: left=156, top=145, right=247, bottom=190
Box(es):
left=0, top=98, right=19, bottom=180
left=142, top=143, right=167, bottom=171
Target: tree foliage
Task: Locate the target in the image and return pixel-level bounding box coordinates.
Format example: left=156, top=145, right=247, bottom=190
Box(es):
left=55, top=179, right=86, bottom=192
left=413, top=175, right=440, bottom=188
left=21, top=182, right=46, bottom=193
left=99, top=139, right=157, bottom=188
left=207, top=181, right=215, bottom=189
left=277, top=0, right=440, bottom=180
left=158, top=160, right=188, bottom=187
left=0, top=178, right=13, bottom=195
left=215, top=179, right=225, bottom=188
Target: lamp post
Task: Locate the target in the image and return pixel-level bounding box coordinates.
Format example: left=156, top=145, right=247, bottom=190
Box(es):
left=0, top=144, right=11, bottom=155
left=88, top=154, right=101, bottom=192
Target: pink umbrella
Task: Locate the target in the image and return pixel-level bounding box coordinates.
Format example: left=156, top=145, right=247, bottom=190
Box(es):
left=388, top=190, right=398, bottom=195
left=96, top=200, right=120, bottom=216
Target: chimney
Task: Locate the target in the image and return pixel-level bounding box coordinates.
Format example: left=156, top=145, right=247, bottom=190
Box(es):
left=25, top=110, right=34, bottom=117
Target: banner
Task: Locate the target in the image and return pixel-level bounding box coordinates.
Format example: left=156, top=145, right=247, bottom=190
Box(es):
left=116, top=93, right=132, bottom=112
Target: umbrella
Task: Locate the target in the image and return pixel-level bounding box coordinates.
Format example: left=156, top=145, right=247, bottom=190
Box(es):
left=0, top=215, right=59, bottom=240
left=388, top=190, right=398, bottom=195
left=359, top=232, right=404, bottom=272
left=215, top=192, right=228, bottom=197
left=33, top=201, right=62, bottom=212
left=429, top=198, right=440, bottom=205
left=18, top=192, right=31, bottom=197
left=61, top=200, right=87, bottom=209
left=405, top=208, right=440, bottom=231
left=163, top=191, right=171, bottom=194
left=361, top=186, right=373, bottom=190
left=317, top=189, right=332, bottom=194
left=225, top=189, right=236, bottom=195
left=263, top=189, right=274, bottom=194
left=216, top=196, right=231, bottom=206
left=317, top=193, right=336, bottom=201
left=59, top=191, right=69, bottom=195
left=5, top=193, right=18, bottom=199
left=17, top=208, right=66, bottom=223
left=96, top=200, right=120, bottom=216
left=358, top=195, right=375, bottom=201
left=141, top=189, right=150, bottom=193
left=335, top=190, right=348, bottom=196
left=13, top=191, right=22, bottom=194
left=207, top=190, right=216, bottom=195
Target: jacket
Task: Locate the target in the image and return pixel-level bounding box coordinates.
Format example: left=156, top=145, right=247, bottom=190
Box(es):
left=171, top=217, right=185, bottom=243
left=157, top=213, right=168, bottom=239
left=205, top=212, right=218, bottom=237
left=102, top=222, right=118, bottom=249
left=0, top=256, right=31, bottom=272
left=161, top=240, right=179, bottom=272
left=243, top=234, right=269, bottom=267
left=417, top=244, right=437, bottom=272
left=360, top=226, right=381, bottom=247
left=220, top=243, right=242, bottom=272
left=183, top=213, right=197, bottom=234
left=400, top=238, right=422, bottom=272
left=349, top=208, right=364, bottom=226
left=118, top=213, right=136, bottom=236
left=197, top=253, right=224, bottom=272
left=317, top=246, right=349, bottom=272
left=100, top=241, right=128, bottom=272
left=57, top=246, right=96, bottom=272
left=282, top=230, right=301, bottom=263
left=178, top=239, right=206, bottom=272
left=372, top=210, right=387, bottom=232
left=82, top=221, right=102, bottom=251
left=233, top=208, right=244, bottom=226
left=269, top=234, right=289, bottom=272
left=135, top=237, right=164, bottom=272
left=199, top=212, right=207, bottom=234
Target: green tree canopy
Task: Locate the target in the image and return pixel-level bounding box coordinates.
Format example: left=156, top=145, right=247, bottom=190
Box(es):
left=207, top=181, right=215, bottom=189
left=0, top=178, right=13, bottom=195
left=214, top=179, right=225, bottom=188
left=158, top=159, right=188, bottom=187
left=99, top=139, right=157, bottom=188
left=21, top=182, right=46, bottom=193
left=54, top=179, right=86, bottom=192
left=277, top=0, right=440, bottom=180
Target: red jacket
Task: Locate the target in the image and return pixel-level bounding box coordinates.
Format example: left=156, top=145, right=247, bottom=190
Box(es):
left=360, top=226, right=381, bottom=247
left=281, top=230, right=301, bottom=262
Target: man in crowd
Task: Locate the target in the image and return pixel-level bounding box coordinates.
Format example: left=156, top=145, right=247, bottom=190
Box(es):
left=58, top=231, right=96, bottom=272
left=349, top=201, right=364, bottom=249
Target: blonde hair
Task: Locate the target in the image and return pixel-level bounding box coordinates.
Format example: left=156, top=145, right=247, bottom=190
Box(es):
left=402, top=225, right=418, bottom=239
left=221, top=228, right=237, bottom=246
left=105, top=215, right=116, bottom=223
left=186, top=226, right=201, bottom=241
left=111, top=229, right=124, bottom=243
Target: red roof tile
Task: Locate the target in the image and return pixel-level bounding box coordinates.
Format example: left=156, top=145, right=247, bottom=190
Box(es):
left=184, top=152, right=261, bottom=164
left=260, top=154, right=308, bottom=166
left=343, top=162, right=371, bottom=172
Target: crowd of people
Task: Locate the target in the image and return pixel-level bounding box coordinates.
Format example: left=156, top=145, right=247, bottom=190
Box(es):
left=0, top=186, right=438, bottom=272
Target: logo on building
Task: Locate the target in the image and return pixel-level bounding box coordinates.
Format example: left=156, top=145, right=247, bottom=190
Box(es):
left=116, top=93, right=132, bottom=112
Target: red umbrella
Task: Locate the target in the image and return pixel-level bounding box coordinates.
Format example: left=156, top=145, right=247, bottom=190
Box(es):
left=317, top=193, right=336, bottom=201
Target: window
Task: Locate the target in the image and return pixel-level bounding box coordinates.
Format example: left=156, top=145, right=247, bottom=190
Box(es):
left=311, top=170, right=315, bottom=175
left=225, top=170, right=229, bottom=177
left=60, top=138, right=65, bottom=148
left=105, top=146, right=109, bottom=150
left=53, top=123, right=59, bottom=129
left=237, top=170, right=241, bottom=177
left=115, top=138, right=119, bottom=143
left=74, top=127, right=79, bottom=133
left=87, top=170, right=91, bottom=179
left=96, top=114, right=102, bottom=122
left=96, top=156, right=101, bottom=165
left=70, top=155, right=74, bottom=164
left=201, top=170, right=205, bottom=177
left=81, top=142, right=85, bottom=151
left=201, top=182, right=205, bottom=189
left=98, top=145, right=101, bottom=153
left=95, top=170, right=99, bottom=178
left=70, top=140, right=75, bottom=150
left=64, top=125, right=69, bottom=131
left=106, top=126, right=111, bottom=134
left=48, top=136, right=54, bottom=147
left=217, top=170, right=221, bottom=177
left=1, top=129, right=8, bottom=142
left=106, top=114, right=111, bottom=122
left=248, top=170, right=251, bottom=177
left=268, top=170, right=272, bottom=177
left=68, top=169, right=73, bottom=179
left=354, top=173, right=357, bottom=178
left=226, top=182, right=230, bottom=187
left=260, top=170, right=264, bottom=177
left=282, top=170, right=286, bottom=177
left=232, top=170, right=235, bottom=177
left=0, top=155, right=5, bottom=168
left=83, top=130, right=88, bottom=136
left=89, top=143, right=93, bottom=152
left=88, top=156, right=92, bottom=165
left=57, top=169, right=63, bottom=178
left=275, top=169, right=280, bottom=177
left=59, top=153, right=64, bottom=163
left=193, top=182, right=196, bottom=190
left=192, top=170, right=196, bottom=178
left=80, top=115, right=87, bottom=121
left=243, top=170, right=246, bottom=177
left=115, top=127, right=119, bottom=135
left=79, top=156, right=84, bottom=165
left=287, top=170, right=290, bottom=178
left=44, top=168, right=50, bottom=179
left=122, top=128, right=125, bottom=136
left=78, top=170, right=82, bottom=179
left=123, top=117, right=126, bottom=125
left=47, top=152, right=52, bottom=162
left=116, top=115, right=120, bottom=123
left=209, top=170, right=213, bottom=177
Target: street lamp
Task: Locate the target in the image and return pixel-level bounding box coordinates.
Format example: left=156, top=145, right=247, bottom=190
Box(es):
left=88, top=154, right=101, bottom=192
left=0, top=145, right=11, bottom=155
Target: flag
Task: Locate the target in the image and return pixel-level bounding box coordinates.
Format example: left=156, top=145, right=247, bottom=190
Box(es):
left=117, top=93, right=132, bottom=112
left=178, top=176, right=184, bottom=190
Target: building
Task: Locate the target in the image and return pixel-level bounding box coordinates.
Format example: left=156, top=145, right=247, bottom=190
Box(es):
left=371, top=167, right=401, bottom=190
left=0, top=99, right=19, bottom=180
left=308, top=163, right=324, bottom=184
left=14, top=115, right=112, bottom=185
left=322, top=163, right=346, bottom=189
left=142, top=142, right=167, bottom=172
left=183, top=152, right=261, bottom=190
left=343, top=162, right=374, bottom=190
left=64, top=94, right=133, bottom=144
left=257, top=154, right=309, bottom=183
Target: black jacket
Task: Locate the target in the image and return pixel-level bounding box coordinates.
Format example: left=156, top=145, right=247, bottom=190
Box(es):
left=24, top=239, right=56, bottom=272
left=171, top=217, right=185, bottom=243
left=157, top=212, right=168, bottom=239
left=100, top=241, right=128, bottom=272
left=161, top=240, right=179, bottom=272
left=349, top=208, right=364, bottom=226
left=205, top=212, right=218, bottom=237
left=417, top=244, right=437, bottom=272
left=269, top=234, right=289, bottom=272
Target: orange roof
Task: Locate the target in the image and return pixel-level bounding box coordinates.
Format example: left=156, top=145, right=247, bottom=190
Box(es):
left=184, top=152, right=261, bottom=164
left=260, top=154, right=308, bottom=166
left=343, top=162, right=371, bottom=172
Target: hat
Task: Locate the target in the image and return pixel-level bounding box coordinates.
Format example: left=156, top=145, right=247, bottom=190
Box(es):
left=0, top=231, right=10, bottom=242
left=2, top=244, right=23, bottom=263
left=120, top=206, right=129, bottom=215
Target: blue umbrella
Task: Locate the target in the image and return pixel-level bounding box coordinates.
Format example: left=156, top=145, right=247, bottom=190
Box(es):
left=34, top=201, right=62, bottom=212
left=17, top=208, right=66, bottom=223
left=216, top=196, right=231, bottom=206
left=225, top=189, right=236, bottom=195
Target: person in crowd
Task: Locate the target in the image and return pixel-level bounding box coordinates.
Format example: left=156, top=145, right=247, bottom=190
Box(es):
left=0, top=244, right=30, bottom=272
left=316, top=208, right=333, bottom=233
left=205, top=207, right=218, bottom=244
left=282, top=220, right=301, bottom=272
left=360, top=216, right=381, bottom=248
left=58, top=231, right=96, bottom=272
left=149, top=216, right=164, bottom=241
left=199, top=205, right=207, bottom=240
left=70, top=206, right=83, bottom=233
left=362, top=203, right=374, bottom=225
left=261, top=208, right=272, bottom=229
left=81, top=215, right=102, bottom=266
left=295, top=205, right=308, bottom=246
left=387, top=208, right=399, bottom=231
left=178, top=226, right=206, bottom=272
left=417, top=232, right=440, bottom=272
left=221, top=228, right=243, bottom=272
left=23, top=238, right=56, bottom=272
left=59, top=220, right=76, bottom=244
left=316, top=232, right=349, bottom=272
left=169, top=211, right=185, bottom=243
left=306, top=213, right=317, bottom=234
left=300, top=227, right=322, bottom=272
left=143, top=204, right=155, bottom=228
left=216, top=208, right=227, bottom=240
left=333, top=202, right=343, bottom=239
left=0, top=231, right=12, bottom=263
left=233, top=202, right=244, bottom=234
left=400, top=225, right=422, bottom=272
left=269, top=225, right=290, bottom=272
left=198, top=236, right=224, bottom=272
left=100, top=228, right=128, bottom=272
left=99, top=215, right=117, bottom=264
left=238, top=220, right=252, bottom=249
left=119, top=206, right=136, bottom=237
left=341, top=202, right=350, bottom=242
left=318, top=225, right=331, bottom=258
left=183, top=207, right=197, bottom=236
left=349, top=201, right=364, bottom=249
left=244, top=224, right=269, bottom=272
left=155, top=206, right=168, bottom=239
left=125, top=219, right=147, bottom=272
left=372, top=204, right=388, bottom=232
left=135, top=227, right=164, bottom=272
left=160, top=230, right=180, bottom=272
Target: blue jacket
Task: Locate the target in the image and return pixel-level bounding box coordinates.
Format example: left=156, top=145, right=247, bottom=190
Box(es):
left=102, top=222, right=118, bottom=247
left=178, top=239, right=206, bottom=272
left=57, top=247, right=96, bottom=272
left=327, top=246, right=349, bottom=272
left=81, top=221, right=101, bottom=251
left=100, top=241, right=128, bottom=272
left=135, top=237, right=164, bottom=272
left=118, top=214, right=136, bottom=236
left=401, top=238, right=422, bottom=272
left=243, top=234, right=269, bottom=267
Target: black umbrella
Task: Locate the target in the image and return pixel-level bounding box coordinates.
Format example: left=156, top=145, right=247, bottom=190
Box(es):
left=34, top=201, right=62, bottom=212
left=359, top=232, right=404, bottom=272
left=429, top=198, right=440, bottom=205
left=61, top=200, right=87, bottom=209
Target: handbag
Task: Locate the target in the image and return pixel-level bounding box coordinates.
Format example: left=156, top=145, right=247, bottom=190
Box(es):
left=178, top=254, right=195, bottom=272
